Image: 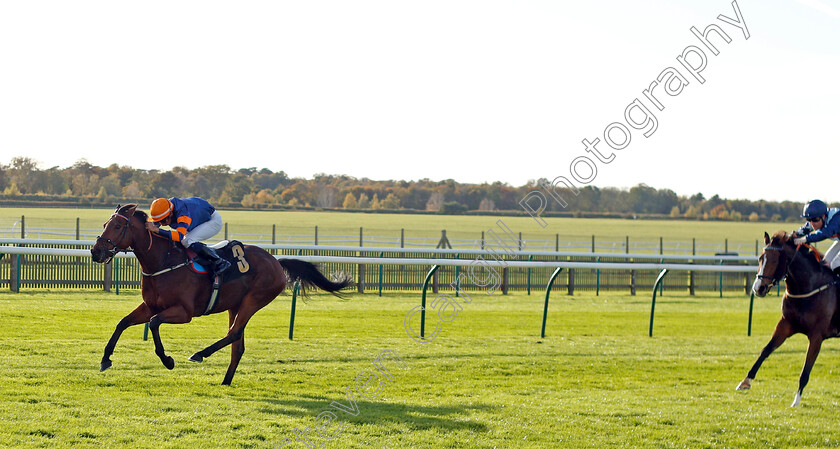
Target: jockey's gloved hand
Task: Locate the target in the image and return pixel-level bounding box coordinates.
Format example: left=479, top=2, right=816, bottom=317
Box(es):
left=793, top=237, right=807, bottom=246
left=793, top=226, right=813, bottom=237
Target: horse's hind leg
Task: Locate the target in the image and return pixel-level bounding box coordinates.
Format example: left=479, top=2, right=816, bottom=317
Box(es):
left=222, top=333, right=245, bottom=386
left=148, top=305, right=192, bottom=370
left=189, top=304, right=261, bottom=385
left=221, top=308, right=246, bottom=386
left=189, top=309, right=246, bottom=383
left=101, top=303, right=153, bottom=372
left=189, top=308, right=243, bottom=363
left=737, top=318, right=794, bottom=390
left=792, top=335, right=824, bottom=407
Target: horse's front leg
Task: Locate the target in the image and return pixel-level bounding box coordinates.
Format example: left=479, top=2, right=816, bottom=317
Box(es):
left=148, top=305, right=192, bottom=370
left=737, top=318, right=794, bottom=390
left=791, top=335, right=824, bottom=407
left=101, top=303, right=153, bottom=372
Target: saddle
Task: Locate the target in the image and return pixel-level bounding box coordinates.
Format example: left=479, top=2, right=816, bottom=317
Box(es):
left=188, top=240, right=251, bottom=314
left=189, top=240, right=249, bottom=281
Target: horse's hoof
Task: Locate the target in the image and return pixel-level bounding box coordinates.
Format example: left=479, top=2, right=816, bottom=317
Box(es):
left=736, top=378, right=752, bottom=391
left=100, top=360, right=112, bottom=372
left=162, top=356, right=175, bottom=370
left=188, top=353, right=203, bottom=363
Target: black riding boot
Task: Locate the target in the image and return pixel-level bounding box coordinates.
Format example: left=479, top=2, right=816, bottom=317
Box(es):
left=189, top=242, right=231, bottom=276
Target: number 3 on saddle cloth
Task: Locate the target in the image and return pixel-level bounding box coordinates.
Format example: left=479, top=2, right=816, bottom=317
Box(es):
left=188, top=240, right=250, bottom=315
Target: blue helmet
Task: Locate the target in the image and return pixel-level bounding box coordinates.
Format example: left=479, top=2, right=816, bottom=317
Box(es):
left=802, top=200, right=828, bottom=219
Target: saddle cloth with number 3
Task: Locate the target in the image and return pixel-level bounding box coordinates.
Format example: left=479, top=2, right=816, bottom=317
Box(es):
left=190, top=240, right=251, bottom=285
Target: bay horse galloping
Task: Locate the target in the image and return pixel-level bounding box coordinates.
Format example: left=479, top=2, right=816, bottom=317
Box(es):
left=737, top=231, right=840, bottom=406
left=91, top=204, right=351, bottom=385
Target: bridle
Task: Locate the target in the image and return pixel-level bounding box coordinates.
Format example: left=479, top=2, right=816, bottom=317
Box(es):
left=755, top=244, right=798, bottom=288
left=95, top=209, right=185, bottom=275
left=95, top=213, right=133, bottom=263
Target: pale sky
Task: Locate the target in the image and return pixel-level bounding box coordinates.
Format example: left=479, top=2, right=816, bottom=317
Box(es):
left=1, top=0, right=838, bottom=203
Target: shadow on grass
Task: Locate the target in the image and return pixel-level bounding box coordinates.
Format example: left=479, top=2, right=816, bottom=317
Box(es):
left=241, top=393, right=492, bottom=432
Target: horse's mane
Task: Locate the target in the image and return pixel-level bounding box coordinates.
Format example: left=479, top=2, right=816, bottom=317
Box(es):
left=133, top=208, right=149, bottom=223
left=771, top=229, right=827, bottom=272
left=771, top=230, right=789, bottom=243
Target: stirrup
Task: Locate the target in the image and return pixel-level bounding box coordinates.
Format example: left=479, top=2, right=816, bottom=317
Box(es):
left=205, top=275, right=221, bottom=315
left=214, top=259, right=231, bottom=275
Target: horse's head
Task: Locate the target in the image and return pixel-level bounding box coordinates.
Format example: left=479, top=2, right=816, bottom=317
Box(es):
left=752, top=230, right=796, bottom=297
left=91, top=204, right=143, bottom=264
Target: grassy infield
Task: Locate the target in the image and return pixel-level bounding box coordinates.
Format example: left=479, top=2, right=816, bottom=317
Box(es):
left=2, top=210, right=839, bottom=448
left=0, top=206, right=800, bottom=252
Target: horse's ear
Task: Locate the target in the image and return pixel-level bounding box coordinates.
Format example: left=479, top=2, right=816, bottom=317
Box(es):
left=114, top=204, right=122, bottom=213
left=764, top=232, right=770, bottom=245
left=123, top=204, right=138, bottom=217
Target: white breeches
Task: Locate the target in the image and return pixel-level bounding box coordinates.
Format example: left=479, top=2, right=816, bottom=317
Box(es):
left=181, top=211, right=223, bottom=247
left=824, top=240, right=840, bottom=271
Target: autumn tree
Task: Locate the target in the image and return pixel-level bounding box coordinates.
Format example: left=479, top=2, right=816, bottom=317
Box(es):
left=343, top=193, right=358, bottom=209
left=0, top=156, right=812, bottom=221
left=380, top=193, right=401, bottom=209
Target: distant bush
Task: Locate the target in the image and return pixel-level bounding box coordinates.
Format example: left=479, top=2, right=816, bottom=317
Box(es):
left=439, top=201, right=468, bottom=215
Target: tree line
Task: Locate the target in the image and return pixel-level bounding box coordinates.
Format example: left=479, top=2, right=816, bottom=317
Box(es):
left=0, top=157, right=804, bottom=221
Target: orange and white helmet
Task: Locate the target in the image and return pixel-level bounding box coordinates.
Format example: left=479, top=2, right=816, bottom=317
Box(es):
left=149, top=198, right=174, bottom=222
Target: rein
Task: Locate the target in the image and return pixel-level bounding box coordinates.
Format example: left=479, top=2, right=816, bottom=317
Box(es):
left=141, top=232, right=191, bottom=277
left=759, top=242, right=833, bottom=299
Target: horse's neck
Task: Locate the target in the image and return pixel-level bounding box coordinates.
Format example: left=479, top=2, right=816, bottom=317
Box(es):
left=132, top=228, right=183, bottom=272
left=787, top=249, right=831, bottom=291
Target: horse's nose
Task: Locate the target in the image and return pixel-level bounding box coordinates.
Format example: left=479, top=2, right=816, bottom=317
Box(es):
left=751, top=278, right=767, bottom=297
left=752, top=282, right=768, bottom=297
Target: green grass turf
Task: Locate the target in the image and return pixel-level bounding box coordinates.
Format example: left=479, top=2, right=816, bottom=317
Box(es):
left=2, top=288, right=839, bottom=449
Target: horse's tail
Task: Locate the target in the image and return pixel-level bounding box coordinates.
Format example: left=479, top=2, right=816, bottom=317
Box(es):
left=278, top=258, right=353, bottom=297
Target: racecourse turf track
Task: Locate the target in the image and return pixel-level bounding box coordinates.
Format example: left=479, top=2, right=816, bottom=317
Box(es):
left=3, top=288, right=840, bottom=449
